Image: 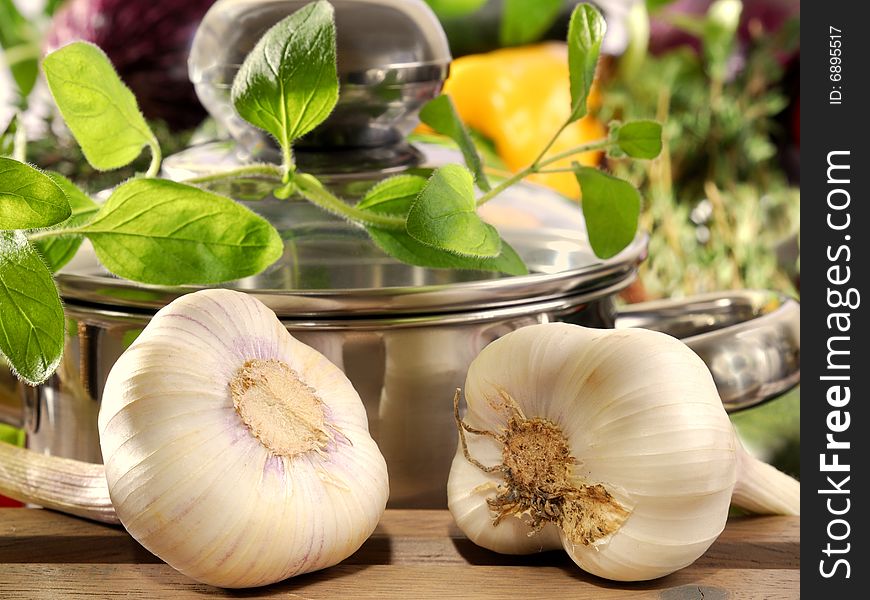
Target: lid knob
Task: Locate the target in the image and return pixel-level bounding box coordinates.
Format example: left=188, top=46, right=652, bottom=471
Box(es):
left=189, top=0, right=451, bottom=164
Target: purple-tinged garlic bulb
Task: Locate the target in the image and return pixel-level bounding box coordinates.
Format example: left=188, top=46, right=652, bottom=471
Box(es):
left=448, top=323, right=799, bottom=581
left=98, top=288, right=388, bottom=588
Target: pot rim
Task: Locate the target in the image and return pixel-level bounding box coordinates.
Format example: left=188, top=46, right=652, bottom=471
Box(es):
left=56, top=233, right=648, bottom=317
left=62, top=272, right=635, bottom=327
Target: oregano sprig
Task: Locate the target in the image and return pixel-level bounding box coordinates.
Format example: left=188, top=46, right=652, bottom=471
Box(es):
left=230, top=1, right=661, bottom=264
left=1, top=39, right=285, bottom=383
left=230, top=0, right=339, bottom=182
left=0, top=0, right=661, bottom=385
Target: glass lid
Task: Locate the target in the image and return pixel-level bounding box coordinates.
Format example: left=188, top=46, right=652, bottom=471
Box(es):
left=54, top=0, right=647, bottom=316
left=56, top=143, right=647, bottom=317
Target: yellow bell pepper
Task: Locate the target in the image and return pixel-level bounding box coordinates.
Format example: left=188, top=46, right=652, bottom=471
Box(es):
left=440, top=43, right=606, bottom=199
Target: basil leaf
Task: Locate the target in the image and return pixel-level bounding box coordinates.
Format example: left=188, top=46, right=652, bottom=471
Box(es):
left=616, top=120, right=663, bottom=159
left=567, top=3, right=606, bottom=123
left=419, top=96, right=491, bottom=191
left=406, top=165, right=501, bottom=258
left=32, top=173, right=100, bottom=272
left=367, top=226, right=528, bottom=276
left=575, top=166, right=640, bottom=259
left=42, top=41, right=157, bottom=171
left=0, top=157, right=71, bottom=229
left=0, top=231, right=65, bottom=385
left=500, top=0, right=563, bottom=46
left=79, top=179, right=283, bottom=285
left=231, top=0, right=338, bottom=150
left=356, top=175, right=427, bottom=215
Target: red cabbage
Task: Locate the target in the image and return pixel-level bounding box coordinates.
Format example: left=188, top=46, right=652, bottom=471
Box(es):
left=44, top=0, right=216, bottom=130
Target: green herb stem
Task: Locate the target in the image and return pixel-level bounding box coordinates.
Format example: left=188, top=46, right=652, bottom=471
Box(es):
left=535, top=167, right=579, bottom=174
left=0, top=43, right=41, bottom=67
left=12, top=118, right=26, bottom=163
left=26, top=228, right=84, bottom=242
left=528, top=120, right=570, bottom=169
left=476, top=138, right=613, bottom=206
left=535, top=138, right=612, bottom=169
left=281, top=142, right=295, bottom=183
left=145, top=140, right=162, bottom=179
left=295, top=176, right=405, bottom=230
left=475, top=170, right=538, bottom=207
left=183, top=164, right=284, bottom=185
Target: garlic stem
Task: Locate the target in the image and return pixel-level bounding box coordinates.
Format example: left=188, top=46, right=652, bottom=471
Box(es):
left=0, top=442, right=117, bottom=524
left=732, top=442, right=800, bottom=516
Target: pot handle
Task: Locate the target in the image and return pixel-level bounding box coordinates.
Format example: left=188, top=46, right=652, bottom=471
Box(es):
left=615, top=290, right=800, bottom=412
left=0, top=370, right=25, bottom=429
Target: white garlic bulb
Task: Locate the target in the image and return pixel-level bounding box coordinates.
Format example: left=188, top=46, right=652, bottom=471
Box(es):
left=447, top=323, right=799, bottom=582
left=98, top=289, right=389, bottom=588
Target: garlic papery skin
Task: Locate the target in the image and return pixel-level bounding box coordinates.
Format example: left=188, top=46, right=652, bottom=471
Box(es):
left=98, top=289, right=389, bottom=588
left=447, top=322, right=799, bottom=582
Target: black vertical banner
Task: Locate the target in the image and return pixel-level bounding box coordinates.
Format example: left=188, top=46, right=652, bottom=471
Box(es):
left=802, top=2, right=869, bottom=595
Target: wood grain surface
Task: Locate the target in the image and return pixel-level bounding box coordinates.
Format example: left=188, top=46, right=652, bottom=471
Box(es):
left=0, top=508, right=799, bottom=599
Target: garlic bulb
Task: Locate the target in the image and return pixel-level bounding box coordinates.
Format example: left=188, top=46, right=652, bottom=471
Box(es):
left=98, top=289, right=389, bottom=588
left=447, top=322, right=799, bottom=582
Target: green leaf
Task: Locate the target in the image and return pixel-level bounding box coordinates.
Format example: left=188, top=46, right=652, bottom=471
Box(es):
left=360, top=179, right=527, bottom=275
left=356, top=174, right=428, bottom=215
left=406, top=165, right=501, bottom=258
left=43, top=0, right=64, bottom=16
left=0, top=116, right=15, bottom=158
left=0, top=231, right=65, bottom=385
left=500, top=0, right=563, bottom=46
left=0, top=0, right=28, bottom=47
left=0, top=112, right=26, bottom=161
left=0, top=422, right=25, bottom=446
left=567, top=3, right=606, bottom=123
left=32, top=173, right=100, bottom=272
left=79, top=179, right=283, bottom=285
left=0, top=157, right=71, bottom=229
left=425, top=0, right=488, bottom=18
left=646, top=0, right=678, bottom=11
left=575, top=166, right=640, bottom=259
left=419, top=95, right=491, bottom=191
left=42, top=41, right=157, bottom=171
left=231, top=0, right=338, bottom=151
left=616, top=120, right=663, bottom=159
left=0, top=0, right=38, bottom=97
left=367, top=226, right=528, bottom=276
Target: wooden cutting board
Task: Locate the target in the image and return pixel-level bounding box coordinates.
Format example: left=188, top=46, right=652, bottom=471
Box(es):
left=0, top=508, right=798, bottom=599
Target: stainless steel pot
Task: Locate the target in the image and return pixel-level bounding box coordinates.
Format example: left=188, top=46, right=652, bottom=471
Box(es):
left=0, top=0, right=800, bottom=513
left=0, top=255, right=800, bottom=509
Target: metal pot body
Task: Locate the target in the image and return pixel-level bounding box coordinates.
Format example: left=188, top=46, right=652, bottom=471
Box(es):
left=1, top=292, right=614, bottom=509
left=1, top=288, right=799, bottom=509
